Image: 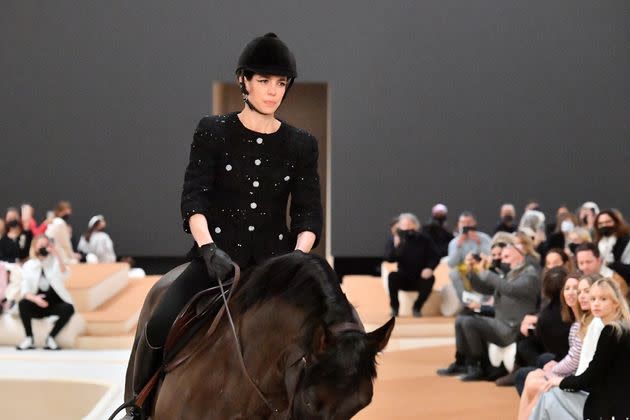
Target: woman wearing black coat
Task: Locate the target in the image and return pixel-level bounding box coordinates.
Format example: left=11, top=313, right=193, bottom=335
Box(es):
left=127, top=33, right=322, bottom=419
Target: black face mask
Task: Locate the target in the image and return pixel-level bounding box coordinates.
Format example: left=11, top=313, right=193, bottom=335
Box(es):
left=61, top=214, right=71, bottom=223
left=568, top=243, right=578, bottom=255
left=6, top=220, right=20, bottom=229
left=502, top=215, right=514, bottom=224
left=38, top=247, right=49, bottom=257
left=433, top=215, right=447, bottom=225
left=598, top=226, right=614, bottom=237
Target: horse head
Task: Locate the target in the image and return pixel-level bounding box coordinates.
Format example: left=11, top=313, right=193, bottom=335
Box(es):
left=286, top=317, right=395, bottom=419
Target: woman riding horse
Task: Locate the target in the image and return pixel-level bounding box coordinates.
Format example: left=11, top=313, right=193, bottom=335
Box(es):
left=126, top=33, right=323, bottom=419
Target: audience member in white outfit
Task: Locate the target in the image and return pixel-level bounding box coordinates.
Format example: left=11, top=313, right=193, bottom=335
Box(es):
left=16, top=235, right=75, bottom=350
left=78, top=215, right=116, bottom=263
left=45, top=201, right=79, bottom=264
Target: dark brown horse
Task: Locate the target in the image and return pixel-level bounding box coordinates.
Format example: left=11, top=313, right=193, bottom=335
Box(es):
left=124, top=251, right=394, bottom=419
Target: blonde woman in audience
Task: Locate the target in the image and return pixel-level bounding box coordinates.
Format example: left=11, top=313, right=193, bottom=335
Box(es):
left=78, top=215, right=116, bottom=263
left=516, top=273, right=595, bottom=419
left=530, top=276, right=630, bottom=419
left=16, top=235, right=75, bottom=350
left=514, top=230, right=541, bottom=272
left=45, top=201, right=79, bottom=264
left=565, top=227, right=592, bottom=258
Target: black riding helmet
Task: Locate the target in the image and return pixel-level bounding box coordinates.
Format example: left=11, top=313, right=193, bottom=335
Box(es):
left=236, top=33, right=297, bottom=111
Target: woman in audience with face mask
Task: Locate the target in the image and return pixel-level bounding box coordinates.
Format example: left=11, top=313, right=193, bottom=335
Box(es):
left=16, top=235, right=75, bottom=351
left=594, top=209, right=630, bottom=286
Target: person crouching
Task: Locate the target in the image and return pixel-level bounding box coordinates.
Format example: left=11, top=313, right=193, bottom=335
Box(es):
left=16, top=235, right=75, bottom=350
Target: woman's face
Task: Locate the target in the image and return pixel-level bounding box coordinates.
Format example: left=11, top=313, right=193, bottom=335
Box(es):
left=243, top=74, right=288, bottom=115
left=590, top=284, right=619, bottom=321
left=545, top=252, right=564, bottom=270
left=563, top=277, right=579, bottom=310
left=35, top=237, right=49, bottom=253
left=596, top=213, right=615, bottom=230
left=578, top=279, right=592, bottom=311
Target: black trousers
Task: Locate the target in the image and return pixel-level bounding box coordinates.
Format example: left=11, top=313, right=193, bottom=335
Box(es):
left=146, top=257, right=236, bottom=347
left=18, top=288, right=74, bottom=338
left=388, top=271, right=434, bottom=312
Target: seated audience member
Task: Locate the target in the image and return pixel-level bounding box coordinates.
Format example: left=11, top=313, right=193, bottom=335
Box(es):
left=45, top=201, right=79, bottom=264
left=544, top=248, right=573, bottom=273
left=437, top=235, right=539, bottom=381
left=594, top=208, right=630, bottom=285
left=516, top=273, right=598, bottom=419
left=21, top=203, right=49, bottom=236
left=531, top=277, right=630, bottom=420
left=0, top=218, right=20, bottom=263
left=502, top=268, right=572, bottom=387
left=4, top=207, right=33, bottom=261
left=16, top=235, right=75, bottom=351
left=422, top=203, right=453, bottom=258
left=78, top=215, right=116, bottom=263
left=576, top=242, right=627, bottom=297
left=565, top=227, right=592, bottom=259
left=494, top=203, right=517, bottom=234
left=385, top=213, right=440, bottom=317
left=545, top=205, right=571, bottom=237
left=514, top=230, right=542, bottom=273
left=578, top=201, right=599, bottom=236
left=539, top=211, right=577, bottom=260
left=446, top=211, right=492, bottom=305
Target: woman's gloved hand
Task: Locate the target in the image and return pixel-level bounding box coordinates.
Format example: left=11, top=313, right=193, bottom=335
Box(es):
left=199, top=243, right=234, bottom=281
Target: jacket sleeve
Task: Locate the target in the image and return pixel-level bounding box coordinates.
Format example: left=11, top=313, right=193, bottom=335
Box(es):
left=467, top=271, right=496, bottom=295
left=20, top=260, right=39, bottom=297
left=559, top=325, right=616, bottom=393
left=181, top=119, right=218, bottom=233
left=479, top=268, right=539, bottom=299
left=289, top=134, right=323, bottom=247
left=446, top=237, right=462, bottom=268
left=425, top=236, right=441, bottom=270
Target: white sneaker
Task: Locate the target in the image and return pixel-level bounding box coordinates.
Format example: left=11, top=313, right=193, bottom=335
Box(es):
left=16, top=336, right=35, bottom=351
left=44, top=336, right=60, bottom=350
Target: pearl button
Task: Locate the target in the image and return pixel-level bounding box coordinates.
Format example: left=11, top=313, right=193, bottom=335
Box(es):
left=278, top=234, right=283, bottom=240
left=256, top=138, right=263, bottom=144
left=225, top=164, right=232, bottom=171
left=250, top=202, right=257, bottom=209
left=248, top=226, right=255, bottom=231
left=254, top=159, right=261, bottom=166
left=214, top=227, right=221, bottom=234
left=284, top=176, right=290, bottom=181
left=253, top=181, right=260, bottom=187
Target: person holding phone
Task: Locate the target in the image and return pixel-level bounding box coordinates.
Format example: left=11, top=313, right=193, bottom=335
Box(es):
left=16, top=234, right=75, bottom=350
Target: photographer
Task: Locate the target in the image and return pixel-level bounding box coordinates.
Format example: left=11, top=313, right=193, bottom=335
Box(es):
left=438, top=234, right=539, bottom=381
left=385, top=213, right=440, bottom=317
left=446, top=211, right=492, bottom=306
left=16, top=234, right=75, bottom=350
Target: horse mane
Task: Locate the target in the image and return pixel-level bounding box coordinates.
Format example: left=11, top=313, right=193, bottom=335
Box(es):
left=234, top=252, right=379, bottom=384
left=235, top=251, right=353, bottom=326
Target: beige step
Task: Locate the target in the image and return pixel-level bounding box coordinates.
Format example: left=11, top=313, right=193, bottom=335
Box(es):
left=66, top=263, right=130, bottom=311
left=80, top=276, right=160, bottom=336
left=75, top=333, right=135, bottom=350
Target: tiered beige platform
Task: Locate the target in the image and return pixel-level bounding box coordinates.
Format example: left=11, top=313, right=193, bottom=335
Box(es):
left=0, top=263, right=160, bottom=349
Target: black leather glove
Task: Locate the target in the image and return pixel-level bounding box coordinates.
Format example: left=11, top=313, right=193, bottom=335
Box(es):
left=199, top=243, right=234, bottom=281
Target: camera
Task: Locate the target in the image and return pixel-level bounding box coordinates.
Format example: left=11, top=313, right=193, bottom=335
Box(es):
left=462, top=226, right=476, bottom=234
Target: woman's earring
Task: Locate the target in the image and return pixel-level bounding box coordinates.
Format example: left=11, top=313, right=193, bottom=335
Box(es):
left=242, top=93, right=249, bottom=102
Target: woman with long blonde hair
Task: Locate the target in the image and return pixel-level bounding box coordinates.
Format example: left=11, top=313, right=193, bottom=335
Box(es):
left=516, top=273, right=596, bottom=420
left=532, top=277, right=630, bottom=419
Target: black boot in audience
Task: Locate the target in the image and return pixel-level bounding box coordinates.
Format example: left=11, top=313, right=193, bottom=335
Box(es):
left=460, top=361, right=486, bottom=381
left=437, top=361, right=467, bottom=376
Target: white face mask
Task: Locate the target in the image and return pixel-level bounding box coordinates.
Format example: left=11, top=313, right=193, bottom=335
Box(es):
left=560, top=220, right=575, bottom=234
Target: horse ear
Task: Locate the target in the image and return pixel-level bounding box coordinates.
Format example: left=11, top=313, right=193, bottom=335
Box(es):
left=366, top=317, right=395, bottom=352
left=312, top=324, right=335, bottom=355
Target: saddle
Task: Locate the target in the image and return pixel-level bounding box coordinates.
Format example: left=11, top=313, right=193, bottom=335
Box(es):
left=135, top=266, right=242, bottom=411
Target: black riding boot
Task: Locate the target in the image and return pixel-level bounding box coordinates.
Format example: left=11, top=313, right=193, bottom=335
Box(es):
left=129, top=324, right=163, bottom=419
